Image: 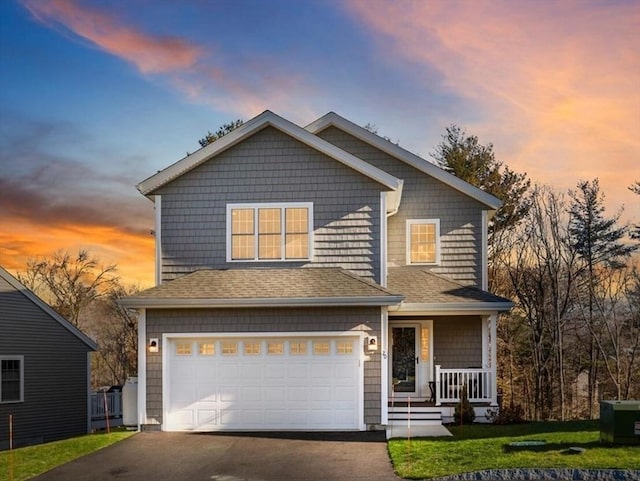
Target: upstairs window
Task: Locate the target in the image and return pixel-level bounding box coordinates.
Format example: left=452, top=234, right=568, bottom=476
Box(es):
left=227, top=203, right=312, bottom=261
left=407, top=219, right=440, bottom=265
left=1, top=356, right=23, bottom=403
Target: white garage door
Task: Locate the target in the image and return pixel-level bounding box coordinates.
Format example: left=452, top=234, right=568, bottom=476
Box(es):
left=165, top=335, right=362, bottom=431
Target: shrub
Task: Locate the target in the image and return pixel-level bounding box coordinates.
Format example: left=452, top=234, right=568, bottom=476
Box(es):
left=454, top=384, right=476, bottom=425
left=485, top=404, right=526, bottom=424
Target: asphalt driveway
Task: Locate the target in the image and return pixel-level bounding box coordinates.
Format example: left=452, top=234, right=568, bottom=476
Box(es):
left=32, top=431, right=400, bottom=481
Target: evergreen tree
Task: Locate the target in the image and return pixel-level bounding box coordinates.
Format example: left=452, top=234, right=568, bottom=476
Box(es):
left=569, top=179, right=637, bottom=270
left=431, top=125, right=531, bottom=237
left=454, top=384, right=476, bottom=425
left=198, top=119, right=244, bottom=147
left=568, top=179, right=639, bottom=416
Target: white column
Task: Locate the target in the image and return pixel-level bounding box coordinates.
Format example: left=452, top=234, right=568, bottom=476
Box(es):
left=380, top=307, right=389, bottom=425
left=481, top=315, right=489, bottom=368
left=435, top=365, right=442, bottom=406
left=137, top=308, right=147, bottom=428
left=490, top=313, right=498, bottom=406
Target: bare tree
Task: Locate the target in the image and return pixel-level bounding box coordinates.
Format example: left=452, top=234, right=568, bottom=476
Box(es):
left=497, top=185, right=581, bottom=419
left=17, top=249, right=139, bottom=387
left=571, top=263, right=640, bottom=401
left=84, top=283, right=138, bottom=386
left=18, top=249, right=118, bottom=329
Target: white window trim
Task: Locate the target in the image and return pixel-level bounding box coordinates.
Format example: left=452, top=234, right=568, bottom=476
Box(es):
left=226, top=202, right=314, bottom=262
left=406, top=219, right=441, bottom=265
left=0, top=355, right=24, bottom=404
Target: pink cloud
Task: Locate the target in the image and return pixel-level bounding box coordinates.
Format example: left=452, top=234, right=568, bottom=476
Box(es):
left=20, top=0, right=312, bottom=119
left=22, top=0, right=201, bottom=74
left=345, top=0, right=640, bottom=223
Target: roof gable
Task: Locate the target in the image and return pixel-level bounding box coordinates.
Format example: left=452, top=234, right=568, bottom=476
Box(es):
left=305, top=112, right=502, bottom=210
left=0, top=266, right=98, bottom=350
left=138, top=110, right=403, bottom=197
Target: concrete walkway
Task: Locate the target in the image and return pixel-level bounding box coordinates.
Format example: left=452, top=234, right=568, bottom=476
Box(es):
left=386, top=424, right=453, bottom=439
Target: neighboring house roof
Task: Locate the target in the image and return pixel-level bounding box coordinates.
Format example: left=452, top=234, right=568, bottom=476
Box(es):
left=387, top=267, right=513, bottom=313
left=305, top=112, right=503, bottom=211
left=120, top=268, right=405, bottom=308
left=137, top=110, right=404, bottom=213
left=0, top=266, right=98, bottom=350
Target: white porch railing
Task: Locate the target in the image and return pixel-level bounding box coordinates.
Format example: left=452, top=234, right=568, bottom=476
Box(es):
left=434, top=365, right=494, bottom=406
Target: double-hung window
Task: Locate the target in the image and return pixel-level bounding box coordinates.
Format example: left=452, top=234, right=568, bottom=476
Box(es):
left=406, top=219, right=440, bottom=265
left=227, top=203, right=313, bottom=261
left=1, top=356, right=24, bottom=403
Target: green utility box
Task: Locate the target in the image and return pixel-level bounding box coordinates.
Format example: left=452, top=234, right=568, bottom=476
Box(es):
left=599, top=400, right=640, bottom=445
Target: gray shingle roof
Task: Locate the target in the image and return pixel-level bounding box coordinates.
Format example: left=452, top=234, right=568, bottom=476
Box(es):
left=388, top=267, right=513, bottom=309
left=121, top=268, right=404, bottom=308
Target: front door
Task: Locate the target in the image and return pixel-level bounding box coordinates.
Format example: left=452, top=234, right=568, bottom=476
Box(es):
left=391, top=326, right=419, bottom=396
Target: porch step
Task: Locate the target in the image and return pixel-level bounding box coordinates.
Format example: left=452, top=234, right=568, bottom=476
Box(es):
left=388, top=406, right=443, bottom=425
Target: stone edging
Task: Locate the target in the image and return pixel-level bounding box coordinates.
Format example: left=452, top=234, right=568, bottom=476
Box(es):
left=428, top=468, right=640, bottom=481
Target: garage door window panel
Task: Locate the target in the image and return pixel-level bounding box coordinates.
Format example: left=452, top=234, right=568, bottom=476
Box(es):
left=176, top=342, right=192, bottom=356
left=313, top=341, right=330, bottom=355
left=244, top=342, right=261, bottom=355
left=336, top=341, right=354, bottom=354
left=267, top=342, right=284, bottom=355
left=289, top=341, right=308, bottom=355
left=222, top=342, right=238, bottom=355
left=198, top=342, right=215, bottom=356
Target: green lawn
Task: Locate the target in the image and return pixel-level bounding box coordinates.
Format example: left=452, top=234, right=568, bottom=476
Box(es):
left=388, top=420, right=640, bottom=479
left=1, top=430, right=134, bottom=481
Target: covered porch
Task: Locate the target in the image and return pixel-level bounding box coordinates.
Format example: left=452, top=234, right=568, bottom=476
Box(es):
left=386, top=317, right=499, bottom=408
left=384, top=268, right=513, bottom=432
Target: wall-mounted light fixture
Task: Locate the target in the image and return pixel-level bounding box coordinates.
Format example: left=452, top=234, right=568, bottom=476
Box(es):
left=366, top=336, right=378, bottom=352
left=149, top=338, right=159, bottom=353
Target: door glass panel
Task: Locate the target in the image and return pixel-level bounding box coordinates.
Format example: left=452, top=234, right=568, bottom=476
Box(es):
left=392, top=327, right=416, bottom=393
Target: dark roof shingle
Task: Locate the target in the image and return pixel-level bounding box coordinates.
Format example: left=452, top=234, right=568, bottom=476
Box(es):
left=388, top=267, right=512, bottom=307
left=121, top=267, right=403, bottom=307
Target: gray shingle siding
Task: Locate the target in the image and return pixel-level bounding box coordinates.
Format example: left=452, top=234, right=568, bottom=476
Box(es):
left=153, top=127, right=386, bottom=283
left=0, top=276, right=92, bottom=450
left=145, top=306, right=382, bottom=426
left=317, top=126, right=485, bottom=286
left=432, top=316, right=482, bottom=368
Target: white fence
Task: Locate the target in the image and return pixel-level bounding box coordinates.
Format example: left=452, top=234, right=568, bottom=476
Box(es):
left=435, top=365, right=493, bottom=406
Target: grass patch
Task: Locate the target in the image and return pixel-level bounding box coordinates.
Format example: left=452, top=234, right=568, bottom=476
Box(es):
left=388, top=420, right=640, bottom=479
left=1, top=429, right=134, bottom=481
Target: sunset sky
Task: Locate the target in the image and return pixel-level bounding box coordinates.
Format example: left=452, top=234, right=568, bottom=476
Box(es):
left=1, top=0, right=638, bottom=288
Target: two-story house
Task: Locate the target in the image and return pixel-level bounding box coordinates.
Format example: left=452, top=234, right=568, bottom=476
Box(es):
left=121, top=111, right=512, bottom=435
